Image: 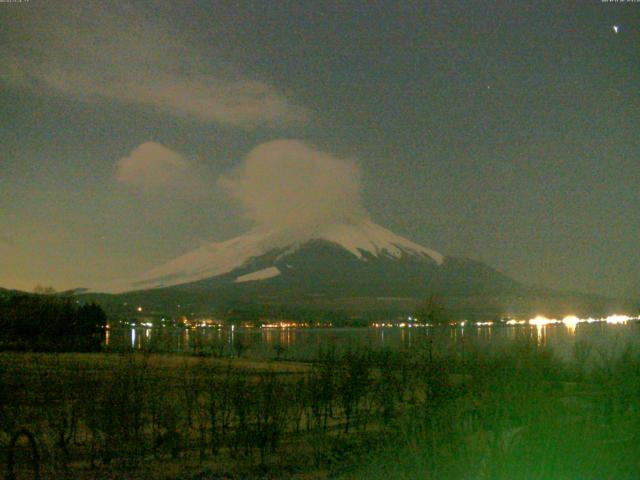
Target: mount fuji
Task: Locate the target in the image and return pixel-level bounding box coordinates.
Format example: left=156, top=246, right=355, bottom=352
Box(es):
left=94, top=220, right=517, bottom=297
left=79, top=220, right=552, bottom=320
left=84, top=219, right=635, bottom=319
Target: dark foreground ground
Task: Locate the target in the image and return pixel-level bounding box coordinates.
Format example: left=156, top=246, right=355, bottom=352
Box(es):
left=2, top=340, right=640, bottom=479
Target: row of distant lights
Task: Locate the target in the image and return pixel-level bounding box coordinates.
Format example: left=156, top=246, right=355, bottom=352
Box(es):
left=372, top=314, right=639, bottom=329
left=461, top=314, right=639, bottom=327
left=131, top=307, right=637, bottom=329
left=512, top=314, right=639, bottom=327
left=468, top=314, right=639, bottom=327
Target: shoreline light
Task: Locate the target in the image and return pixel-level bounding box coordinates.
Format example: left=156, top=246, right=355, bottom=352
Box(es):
left=562, top=315, right=580, bottom=327
left=529, top=315, right=560, bottom=326
left=506, top=319, right=527, bottom=325
left=475, top=321, right=494, bottom=327
left=605, top=314, right=632, bottom=324
left=368, top=314, right=640, bottom=330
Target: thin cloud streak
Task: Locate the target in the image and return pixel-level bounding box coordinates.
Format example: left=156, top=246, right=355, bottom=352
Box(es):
left=0, top=1, right=309, bottom=128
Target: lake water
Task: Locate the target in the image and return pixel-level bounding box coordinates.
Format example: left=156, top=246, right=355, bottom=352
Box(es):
left=105, top=321, right=640, bottom=362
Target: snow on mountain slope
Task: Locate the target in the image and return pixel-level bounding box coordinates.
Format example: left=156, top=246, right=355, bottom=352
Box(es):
left=233, top=267, right=280, bottom=283
left=234, top=266, right=281, bottom=283
left=93, top=220, right=443, bottom=293
left=94, top=230, right=276, bottom=293
left=318, top=221, right=444, bottom=264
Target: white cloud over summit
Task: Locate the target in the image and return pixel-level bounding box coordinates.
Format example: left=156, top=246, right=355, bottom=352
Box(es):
left=114, top=139, right=367, bottom=237
left=218, top=140, right=368, bottom=233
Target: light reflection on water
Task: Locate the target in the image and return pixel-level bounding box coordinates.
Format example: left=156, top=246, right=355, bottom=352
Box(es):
left=106, top=321, right=640, bottom=361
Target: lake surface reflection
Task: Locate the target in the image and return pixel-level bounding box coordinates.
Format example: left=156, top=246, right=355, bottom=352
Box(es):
left=105, top=321, right=640, bottom=361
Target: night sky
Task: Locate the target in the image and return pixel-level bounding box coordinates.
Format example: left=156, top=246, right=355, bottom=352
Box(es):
left=1, top=1, right=638, bottom=297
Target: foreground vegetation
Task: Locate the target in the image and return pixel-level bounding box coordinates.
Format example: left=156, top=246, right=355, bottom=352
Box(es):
left=1, top=338, right=640, bottom=479
left=0, top=294, right=106, bottom=352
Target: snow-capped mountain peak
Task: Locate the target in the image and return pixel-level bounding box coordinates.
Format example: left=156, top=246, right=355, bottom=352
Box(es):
left=318, top=221, right=443, bottom=264
left=93, top=220, right=443, bottom=293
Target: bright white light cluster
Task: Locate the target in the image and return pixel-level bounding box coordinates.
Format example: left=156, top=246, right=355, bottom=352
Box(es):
left=482, top=314, right=638, bottom=328
left=529, top=316, right=560, bottom=326
left=510, top=314, right=639, bottom=328
left=369, top=314, right=638, bottom=329
left=561, top=316, right=580, bottom=327
left=604, top=314, right=633, bottom=324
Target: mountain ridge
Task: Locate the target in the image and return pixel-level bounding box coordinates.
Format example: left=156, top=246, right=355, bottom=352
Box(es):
left=92, top=220, right=446, bottom=293
left=81, top=221, right=637, bottom=319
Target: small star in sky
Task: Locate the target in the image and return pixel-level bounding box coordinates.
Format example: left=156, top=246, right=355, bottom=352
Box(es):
left=613, top=25, right=620, bottom=34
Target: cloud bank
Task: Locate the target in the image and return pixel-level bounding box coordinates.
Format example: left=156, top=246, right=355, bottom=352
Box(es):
left=0, top=1, right=308, bottom=128
left=219, top=140, right=368, bottom=234
left=115, top=142, right=207, bottom=196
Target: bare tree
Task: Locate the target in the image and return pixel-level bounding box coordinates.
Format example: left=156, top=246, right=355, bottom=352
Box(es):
left=415, top=292, right=449, bottom=325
